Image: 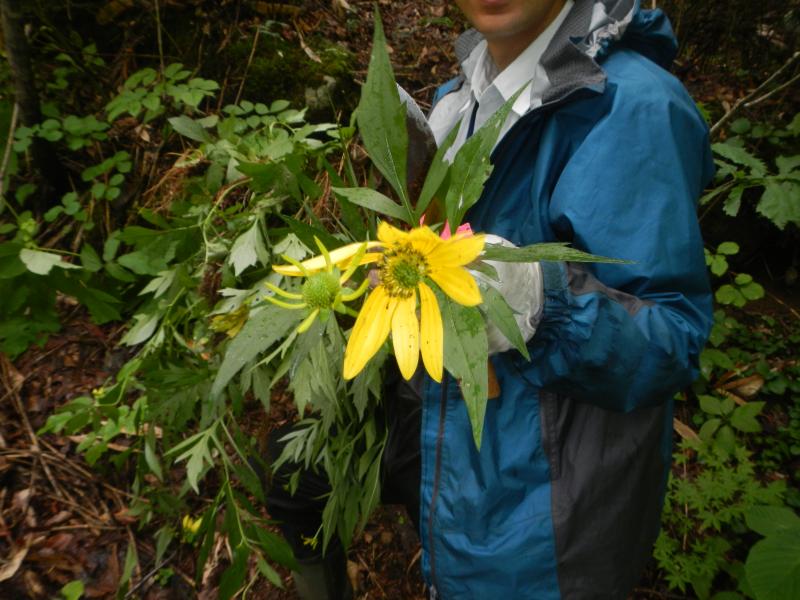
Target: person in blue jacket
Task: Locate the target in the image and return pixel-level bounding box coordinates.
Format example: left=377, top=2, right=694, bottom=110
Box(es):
left=266, top=0, right=713, bottom=598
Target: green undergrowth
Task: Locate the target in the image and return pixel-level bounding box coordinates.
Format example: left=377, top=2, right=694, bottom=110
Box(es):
left=1, top=10, right=799, bottom=599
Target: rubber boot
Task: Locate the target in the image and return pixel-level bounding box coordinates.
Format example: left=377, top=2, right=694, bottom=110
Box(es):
left=292, top=547, right=353, bottom=600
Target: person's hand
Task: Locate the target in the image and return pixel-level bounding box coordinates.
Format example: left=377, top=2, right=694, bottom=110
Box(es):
left=473, top=234, right=543, bottom=355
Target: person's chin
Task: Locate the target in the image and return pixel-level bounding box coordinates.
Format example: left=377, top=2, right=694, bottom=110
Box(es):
left=472, top=16, right=519, bottom=38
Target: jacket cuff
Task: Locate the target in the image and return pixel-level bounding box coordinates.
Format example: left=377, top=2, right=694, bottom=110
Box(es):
left=533, top=261, right=571, bottom=343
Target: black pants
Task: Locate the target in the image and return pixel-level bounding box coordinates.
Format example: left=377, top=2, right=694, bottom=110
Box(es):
left=265, top=366, right=423, bottom=561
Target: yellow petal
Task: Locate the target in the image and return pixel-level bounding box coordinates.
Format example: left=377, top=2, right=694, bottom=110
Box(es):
left=418, top=282, right=443, bottom=382
left=273, top=242, right=377, bottom=276
left=426, top=233, right=485, bottom=268
left=428, top=267, right=482, bottom=306
left=377, top=221, right=409, bottom=245
left=343, top=286, right=395, bottom=379
left=391, top=292, right=420, bottom=380
left=360, top=252, right=382, bottom=266
left=407, top=226, right=442, bottom=256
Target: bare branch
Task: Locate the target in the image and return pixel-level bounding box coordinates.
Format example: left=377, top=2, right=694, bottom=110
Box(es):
left=710, top=50, right=800, bottom=138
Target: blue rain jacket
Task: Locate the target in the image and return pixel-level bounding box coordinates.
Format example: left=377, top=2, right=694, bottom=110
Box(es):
left=420, top=1, right=714, bottom=598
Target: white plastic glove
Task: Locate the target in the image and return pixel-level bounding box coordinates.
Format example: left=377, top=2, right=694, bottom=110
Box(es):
left=473, top=234, right=544, bottom=355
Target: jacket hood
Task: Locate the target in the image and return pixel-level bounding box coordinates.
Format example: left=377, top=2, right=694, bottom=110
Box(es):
left=614, top=4, right=678, bottom=69
left=453, top=0, right=679, bottom=106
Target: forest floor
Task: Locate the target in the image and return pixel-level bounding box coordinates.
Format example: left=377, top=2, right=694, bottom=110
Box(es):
left=0, top=0, right=794, bottom=598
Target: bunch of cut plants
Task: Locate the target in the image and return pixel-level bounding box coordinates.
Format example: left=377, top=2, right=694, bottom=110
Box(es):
left=253, top=11, right=623, bottom=557
left=32, top=11, right=624, bottom=598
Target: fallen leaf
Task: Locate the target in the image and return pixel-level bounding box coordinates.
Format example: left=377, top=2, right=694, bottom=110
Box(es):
left=673, top=418, right=700, bottom=442
left=720, top=374, right=765, bottom=398
left=113, top=508, right=138, bottom=525
left=85, top=544, right=119, bottom=598
left=23, top=569, right=46, bottom=598
left=0, top=537, right=31, bottom=582
left=44, top=511, right=73, bottom=527
left=12, top=488, right=32, bottom=513
left=45, top=533, right=75, bottom=552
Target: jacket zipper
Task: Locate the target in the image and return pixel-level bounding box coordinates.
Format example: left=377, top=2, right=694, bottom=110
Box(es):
left=427, top=376, right=448, bottom=596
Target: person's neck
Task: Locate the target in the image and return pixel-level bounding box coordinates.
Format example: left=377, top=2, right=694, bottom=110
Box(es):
left=486, top=1, right=566, bottom=72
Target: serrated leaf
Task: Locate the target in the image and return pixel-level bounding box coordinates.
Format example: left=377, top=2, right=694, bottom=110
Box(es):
left=228, top=220, right=266, bottom=276
left=415, top=123, right=459, bottom=220
left=746, top=506, right=800, bottom=538
left=445, top=90, right=521, bottom=229
left=776, top=155, right=800, bottom=176
left=745, top=531, right=800, bottom=600
left=440, top=296, right=488, bottom=449
left=731, top=401, right=764, bottom=433
left=699, top=417, right=721, bottom=443
left=479, top=284, right=529, bottom=360
left=712, top=142, right=767, bottom=177
left=176, top=432, right=214, bottom=494
left=280, top=215, right=342, bottom=253
left=139, top=269, right=176, bottom=299
left=211, top=305, right=301, bottom=397
left=699, top=394, right=723, bottom=415
left=482, top=242, right=629, bottom=264
left=757, top=181, right=800, bottom=230
left=355, top=10, right=410, bottom=220
left=715, top=424, right=736, bottom=454
left=19, top=249, right=81, bottom=275
left=80, top=244, right=103, bottom=272
left=331, top=186, right=407, bottom=221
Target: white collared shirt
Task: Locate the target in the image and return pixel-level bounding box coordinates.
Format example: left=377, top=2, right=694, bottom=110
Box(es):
left=429, top=0, right=574, bottom=152
left=427, top=1, right=575, bottom=347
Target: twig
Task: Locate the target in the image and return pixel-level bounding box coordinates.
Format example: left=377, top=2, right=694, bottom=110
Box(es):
left=0, top=356, right=66, bottom=501
left=0, top=101, right=19, bottom=206
left=358, top=553, right=387, bottom=598
left=124, top=551, right=177, bottom=599
left=49, top=523, right=118, bottom=532
left=41, top=493, right=109, bottom=528
left=154, top=0, right=165, bottom=75
left=710, top=50, right=800, bottom=138
left=234, top=24, right=261, bottom=106
left=632, top=588, right=692, bottom=599
left=765, top=288, right=800, bottom=320
left=744, top=70, right=800, bottom=108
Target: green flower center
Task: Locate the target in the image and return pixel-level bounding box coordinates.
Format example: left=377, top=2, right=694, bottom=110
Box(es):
left=392, top=261, right=422, bottom=288
left=380, top=245, right=427, bottom=298
left=302, top=272, right=340, bottom=310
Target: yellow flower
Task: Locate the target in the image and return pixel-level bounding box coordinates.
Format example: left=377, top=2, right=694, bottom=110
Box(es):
left=344, top=222, right=484, bottom=382
left=182, top=514, right=202, bottom=536
left=266, top=239, right=371, bottom=333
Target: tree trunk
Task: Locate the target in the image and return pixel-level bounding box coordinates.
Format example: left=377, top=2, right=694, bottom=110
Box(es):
left=0, top=0, right=68, bottom=206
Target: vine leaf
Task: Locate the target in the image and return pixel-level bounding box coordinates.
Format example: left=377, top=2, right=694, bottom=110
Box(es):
left=355, top=9, right=411, bottom=222
left=440, top=294, right=488, bottom=449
